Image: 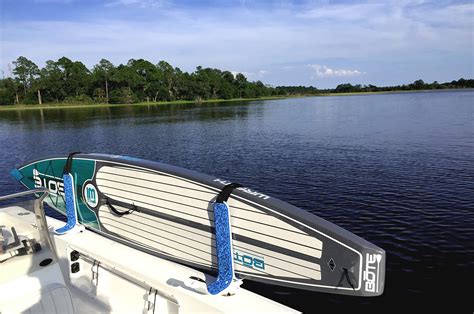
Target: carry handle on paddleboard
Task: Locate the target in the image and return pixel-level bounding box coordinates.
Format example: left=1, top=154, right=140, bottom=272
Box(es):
left=55, top=152, right=84, bottom=235
left=207, top=183, right=243, bottom=295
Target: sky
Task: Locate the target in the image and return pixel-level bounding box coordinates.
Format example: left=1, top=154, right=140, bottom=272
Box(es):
left=0, top=0, right=473, bottom=88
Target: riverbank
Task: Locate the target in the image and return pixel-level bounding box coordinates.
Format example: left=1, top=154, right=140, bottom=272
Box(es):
left=0, top=95, right=296, bottom=111
left=0, top=88, right=470, bottom=111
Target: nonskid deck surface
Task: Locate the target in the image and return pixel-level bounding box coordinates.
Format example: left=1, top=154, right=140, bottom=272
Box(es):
left=0, top=205, right=75, bottom=314
left=14, top=153, right=385, bottom=296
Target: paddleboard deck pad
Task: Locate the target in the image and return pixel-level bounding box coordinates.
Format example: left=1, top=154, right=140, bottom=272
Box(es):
left=12, top=153, right=385, bottom=296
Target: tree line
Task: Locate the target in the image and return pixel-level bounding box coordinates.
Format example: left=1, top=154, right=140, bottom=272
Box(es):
left=326, top=78, right=474, bottom=93
left=0, top=56, right=472, bottom=106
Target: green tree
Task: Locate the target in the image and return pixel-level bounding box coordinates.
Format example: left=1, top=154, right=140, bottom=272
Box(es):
left=128, top=59, right=158, bottom=102
left=335, top=83, right=354, bottom=93
left=219, top=71, right=236, bottom=99
left=113, top=65, right=133, bottom=94
left=156, top=61, right=176, bottom=101
left=235, top=73, right=247, bottom=98
left=41, top=60, right=66, bottom=101
left=411, top=79, right=426, bottom=90
left=12, top=56, right=39, bottom=97
left=31, top=71, right=47, bottom=104
left=56, top=57, right=91, bottom=97
left=192, top=66, right=211, bottom=100
left=175, top=72, right=194, bottom=100
left=93, top=59, right=114, bottom=103
left=111, top=64, right=139, bottom=103
left=0, top=78, right=19, bottom=105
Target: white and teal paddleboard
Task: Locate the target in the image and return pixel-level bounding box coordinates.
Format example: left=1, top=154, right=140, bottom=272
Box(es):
left=12, top=153, right=385, bottom=296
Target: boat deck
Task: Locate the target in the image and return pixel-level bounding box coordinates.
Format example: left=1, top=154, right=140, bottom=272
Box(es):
left=0, top=204, right=298, bottom=313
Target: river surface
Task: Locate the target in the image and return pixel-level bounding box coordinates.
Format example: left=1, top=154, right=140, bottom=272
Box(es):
left=0, top=90, right=473, bottom=311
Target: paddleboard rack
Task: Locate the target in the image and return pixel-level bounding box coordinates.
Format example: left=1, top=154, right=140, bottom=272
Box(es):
left=206, top=183, right=243, bottom=295
left=55, top=153, right=84, bottom=235
left=57, top=153, right=242, bottom=294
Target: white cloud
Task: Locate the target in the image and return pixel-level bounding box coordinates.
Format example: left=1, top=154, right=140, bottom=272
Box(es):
left=308, top=65, right=363, bottom=78
left=300, top=3, right=384, bottom=21
left=410, top=4, right=474, bottom=28
left=105, top=0, right=168, bottom=8
left=231, top=70, right=268, bottom=80
left=33, top=0, right=74, bottom=3
left=231, top=71, right=250, bottom=78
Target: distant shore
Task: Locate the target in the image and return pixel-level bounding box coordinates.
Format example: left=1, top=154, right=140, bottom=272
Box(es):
left=0, top=88, right=471, bottom=112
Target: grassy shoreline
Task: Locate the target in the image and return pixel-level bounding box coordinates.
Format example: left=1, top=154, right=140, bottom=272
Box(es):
left=0, top=88, right=469, bottom=111
left=0, top=95, right=295, bottom=111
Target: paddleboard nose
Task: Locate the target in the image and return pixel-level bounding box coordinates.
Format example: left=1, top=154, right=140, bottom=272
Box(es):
left=360, top=247, right=385, bottom=296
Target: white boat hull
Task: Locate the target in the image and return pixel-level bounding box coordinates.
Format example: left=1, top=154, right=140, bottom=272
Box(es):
left=0, top=204, right=297, bottom=313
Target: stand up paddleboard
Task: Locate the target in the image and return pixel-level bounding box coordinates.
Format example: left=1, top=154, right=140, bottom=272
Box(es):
left=11, top=153, right=385, bottom=296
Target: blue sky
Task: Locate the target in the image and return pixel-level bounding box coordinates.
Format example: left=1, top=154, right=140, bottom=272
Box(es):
left=0, top=0, right=473, bottom=88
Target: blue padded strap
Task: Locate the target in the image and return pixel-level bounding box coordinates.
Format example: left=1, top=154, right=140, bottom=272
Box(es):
left=54, top=173, right=79, bottom=235
left=207, top=201, right=235, bottom=295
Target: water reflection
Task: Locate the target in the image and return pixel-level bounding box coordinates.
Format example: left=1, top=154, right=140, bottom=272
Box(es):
left=0, top=101, right=258, bottom=129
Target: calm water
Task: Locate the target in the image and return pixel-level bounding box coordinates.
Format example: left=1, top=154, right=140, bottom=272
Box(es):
left=0, top=90, right=473, bottom=310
